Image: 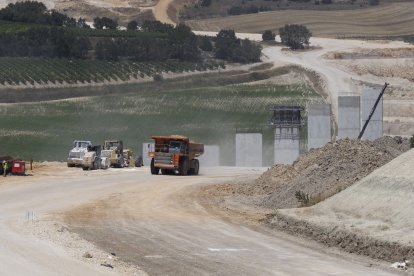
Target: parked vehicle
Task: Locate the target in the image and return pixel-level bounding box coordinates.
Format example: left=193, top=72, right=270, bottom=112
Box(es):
left=102, top=140, right=124, bottom=168
left=149, top=135, right=204, bottom=176
left=67, top=140, right=92, bottom=167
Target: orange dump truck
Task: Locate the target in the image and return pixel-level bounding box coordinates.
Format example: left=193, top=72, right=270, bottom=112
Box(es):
left=149, top=135, right=204, bottom=176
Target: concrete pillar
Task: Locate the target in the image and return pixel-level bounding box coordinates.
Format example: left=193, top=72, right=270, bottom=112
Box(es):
left=198, top=145, right=220, bottom=167
left=235, top=133, right=262, bottom=167
left=274, top=128, right=300, bottom=165
left=142, top=143, right=154, bottom=166
left=307, top=104, right=331, bottom=150
left=360, top=87, right=383, bottom=140
left=338, top=96, right=360, bottom=139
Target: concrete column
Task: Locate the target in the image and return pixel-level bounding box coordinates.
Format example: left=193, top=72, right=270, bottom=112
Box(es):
left=235, top=133, right=262, bottom=167
left=198, top=145, right=220, bottom=167
left=338, top=96, right=360, bottom=139
left=307, top=104, right=331, bottom=150
left=142, top=143, right=154, bottom=166
left=360, top=87, right=383, bottom=140
left=274, top=127, right=300, bottom=165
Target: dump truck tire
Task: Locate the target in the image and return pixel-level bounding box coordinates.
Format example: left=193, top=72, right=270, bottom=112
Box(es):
left=161, top=169, right=171, bottom=175
left=67, top=163, right=75, bottom=168
left=179, top=158, right=188, bottom=176
left=193, top=159, right=199, bottom=175
left=82, top=166, right=88, bottom=171
left=188, top=159, right=199, bottom=175
left=150, top=158, right=159, bottom=175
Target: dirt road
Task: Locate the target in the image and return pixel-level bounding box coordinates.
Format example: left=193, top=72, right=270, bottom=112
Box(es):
left=0, top=165, right=398, bottom=275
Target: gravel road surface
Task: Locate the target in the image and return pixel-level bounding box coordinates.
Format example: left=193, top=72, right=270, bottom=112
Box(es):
left=0, top=164, right=398, bottom=275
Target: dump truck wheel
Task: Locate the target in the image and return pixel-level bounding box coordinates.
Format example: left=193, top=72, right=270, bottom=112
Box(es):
left=82, top=166, right=88, bottom=171
left=161, top=169, right=171, bottom=175
left=178, top=158, right=188, bottom=176
left=193, top=159, right=199, bottom=175
left=150, top=158, right=159, bottom=175
left=67, top=163, right=75, bottom=168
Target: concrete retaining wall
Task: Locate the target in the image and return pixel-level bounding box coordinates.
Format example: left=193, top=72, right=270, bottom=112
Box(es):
left=142, top=143, right=154, bottom=166
left=360, top=87, right=383, bottom=140
left=235, top=133, right=262, bottom=167
left=338, top=96, right=360, bottom=139
left=274, top=128, right=299, bottom=165
left=308, top=104, right=331, bottom=150
left=198, top=145, right=220, bottom=167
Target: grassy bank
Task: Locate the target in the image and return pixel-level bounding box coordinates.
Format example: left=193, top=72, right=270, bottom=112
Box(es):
left=0, top=83, right=322, bottom=164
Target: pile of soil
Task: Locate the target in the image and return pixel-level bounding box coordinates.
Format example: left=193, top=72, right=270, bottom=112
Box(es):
left=240, top=136, right=411, bottom=209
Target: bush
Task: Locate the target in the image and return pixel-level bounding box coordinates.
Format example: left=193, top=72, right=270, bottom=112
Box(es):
left=198, top=36, right=213, bottom=51
left=93, top=17, right=118, bottom=30
left=127, top=20, right=138, bottom=30
left=279, top=24, right=312, bottom=50
left=201, top=0, right=212, bottom=7
left=214, top=30, right=261, bottom=63
left=153, top=74, right=163, bottom=81
left=262, top=30, right=275, bottom=41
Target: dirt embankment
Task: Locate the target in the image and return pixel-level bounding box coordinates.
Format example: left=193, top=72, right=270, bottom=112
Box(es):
left=205, top=136, right=410, bottom=211
left=201, top=137, right=413, bottom=269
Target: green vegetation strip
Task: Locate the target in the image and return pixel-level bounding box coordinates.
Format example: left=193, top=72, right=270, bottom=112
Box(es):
left=0, top=84, right=321, bottom=163
left=0, top=58, right=224, bottom=86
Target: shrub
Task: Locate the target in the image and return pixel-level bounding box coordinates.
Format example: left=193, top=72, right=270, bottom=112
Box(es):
left=279, top=24, right=312, bottom=50
left=262, top=30, right=276, bottom=41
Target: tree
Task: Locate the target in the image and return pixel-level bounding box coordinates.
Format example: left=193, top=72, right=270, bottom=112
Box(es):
left=201, top=0, right=212, bottom=7
left=142, top=20, right=174, bottom=33
left=127, top=20, right=138, bottom=30
left=198, top=36, right=213, bottom=51
left=214, top=29, right=239, bottom=60
left=279, top=24, right=311, bottom=50
left=93, top=17, right=118, bottom=30
left=262, top=30, right=275, bottom=41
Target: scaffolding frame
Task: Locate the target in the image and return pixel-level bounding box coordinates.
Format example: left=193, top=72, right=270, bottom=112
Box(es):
left=269, top=105, right=305, bottom=140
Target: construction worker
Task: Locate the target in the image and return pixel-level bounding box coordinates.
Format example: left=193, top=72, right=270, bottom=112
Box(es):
left=2, top=160, right=8, bottom=177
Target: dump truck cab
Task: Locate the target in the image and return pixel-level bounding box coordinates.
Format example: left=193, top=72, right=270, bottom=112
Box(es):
left=149, top=135, right=204, bottom=176
left=101, top=140, right=124, bottom=168
left=67, top=140, right=92, bottom=167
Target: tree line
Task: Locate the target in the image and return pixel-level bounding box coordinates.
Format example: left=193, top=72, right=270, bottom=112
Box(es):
left=0, top=1, right=262, bottom=63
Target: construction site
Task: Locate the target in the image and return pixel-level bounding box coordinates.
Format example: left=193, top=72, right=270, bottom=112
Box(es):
left=1, top=79, right=414, bottom=275
left=1, top=0, right=414, bottom=275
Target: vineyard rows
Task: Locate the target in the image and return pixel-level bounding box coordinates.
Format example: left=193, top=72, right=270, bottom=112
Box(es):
left=0, top=58, right=225, bottom=86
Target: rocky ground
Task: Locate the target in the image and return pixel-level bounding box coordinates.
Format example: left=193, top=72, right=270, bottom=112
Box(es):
left=201, top=137, right=414, bottom=272
left=204, top=136, right=411, bottom=210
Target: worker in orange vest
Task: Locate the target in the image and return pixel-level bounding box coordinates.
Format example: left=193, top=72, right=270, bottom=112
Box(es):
left=2, top=160, right=8, bottom=177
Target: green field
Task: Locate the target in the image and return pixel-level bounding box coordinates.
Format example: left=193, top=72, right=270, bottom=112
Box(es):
left=0, top=83, right=322, bottom=165
left=0, top=58, right=224, bottom=86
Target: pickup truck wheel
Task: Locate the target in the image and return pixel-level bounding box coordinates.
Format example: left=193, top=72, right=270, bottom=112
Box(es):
left=150, top=158, right=159, bottom=175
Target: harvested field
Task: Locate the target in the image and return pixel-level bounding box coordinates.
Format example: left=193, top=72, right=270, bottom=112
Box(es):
left=186, top=3, right=414, bottom=38
left=332, top=58, right=414, bottom=82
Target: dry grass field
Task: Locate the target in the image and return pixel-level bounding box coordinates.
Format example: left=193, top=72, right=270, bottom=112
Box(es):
left=186, top=2, right=414, bottom=38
